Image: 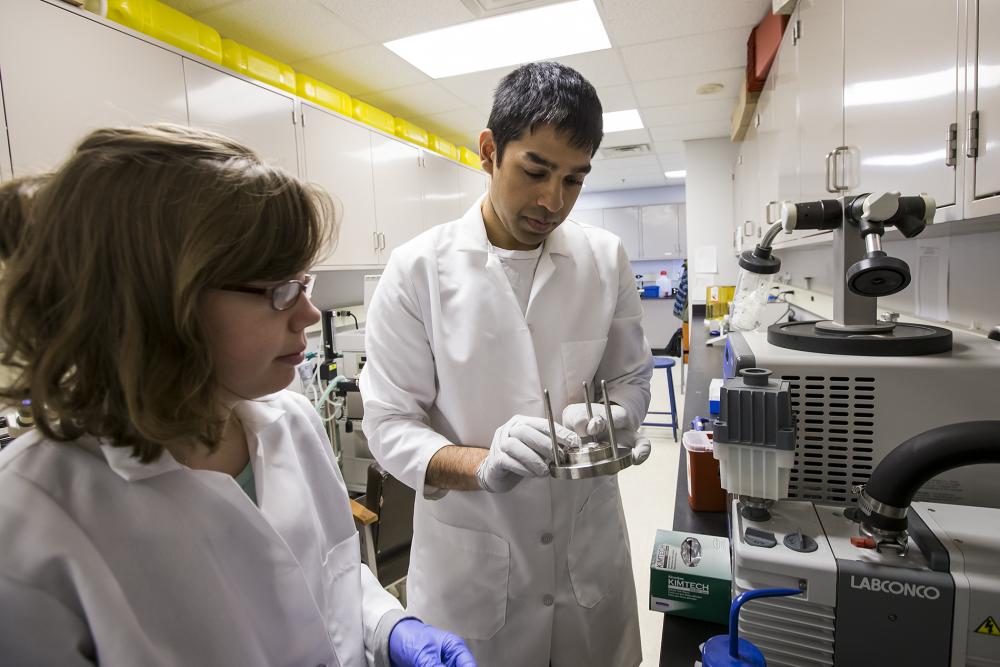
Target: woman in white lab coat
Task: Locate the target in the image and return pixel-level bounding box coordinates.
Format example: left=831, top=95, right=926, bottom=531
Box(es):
left=361, top=63, right=653, bottom=666
left=0, top=125, right=475, bottom=667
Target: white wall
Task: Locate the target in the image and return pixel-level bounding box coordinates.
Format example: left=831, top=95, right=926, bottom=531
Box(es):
left=683, top=138, right=739, bottom=304
left=573, top=185, right=685, bottom=210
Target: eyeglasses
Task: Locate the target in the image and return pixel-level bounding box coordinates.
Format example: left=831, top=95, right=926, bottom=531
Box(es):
left=220, top=274, right=314, bottom=311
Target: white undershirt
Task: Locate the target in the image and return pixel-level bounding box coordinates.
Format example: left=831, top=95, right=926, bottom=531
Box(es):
left=490, top=242, right=544, bottom=315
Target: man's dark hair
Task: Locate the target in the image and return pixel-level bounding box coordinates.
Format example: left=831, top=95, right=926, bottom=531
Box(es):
left=488, top=61, right=603, bottom=164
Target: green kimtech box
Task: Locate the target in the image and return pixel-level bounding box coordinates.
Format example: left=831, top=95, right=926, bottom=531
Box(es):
left=649, top=530, right=732, bottom=625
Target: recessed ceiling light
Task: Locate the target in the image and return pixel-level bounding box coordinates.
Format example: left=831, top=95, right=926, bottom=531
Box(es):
left=603, top=109, right=644, bottom=133
left=696, top=83, right=725, bottom=95
left=664, top=170, right=687, bottom=179
left=384, top=0, right=611, bottom=79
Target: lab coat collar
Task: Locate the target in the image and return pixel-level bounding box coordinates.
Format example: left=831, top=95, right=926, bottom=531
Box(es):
left=100, top=395, right=286, bottom=482
left=455, top=195, right=572, bottom=258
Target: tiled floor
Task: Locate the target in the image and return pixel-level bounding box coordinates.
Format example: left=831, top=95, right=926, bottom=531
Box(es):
left=620, top=361, right=685, bottom=666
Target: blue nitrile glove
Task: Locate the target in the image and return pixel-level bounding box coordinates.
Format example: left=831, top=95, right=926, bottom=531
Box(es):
left=389, top=619, right=478, bottom=667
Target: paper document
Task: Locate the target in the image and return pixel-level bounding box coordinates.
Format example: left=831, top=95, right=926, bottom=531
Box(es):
left=694, top=246, right=718, bottom=273
left=915, top=238, right=950, bottom=322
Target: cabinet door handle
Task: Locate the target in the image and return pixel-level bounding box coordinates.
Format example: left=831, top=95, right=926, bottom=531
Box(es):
left=378, top=232, right=386, bottom=250
left=825, top=150, right=837, bottom=193
left=373, top=231, right=379, bottom=253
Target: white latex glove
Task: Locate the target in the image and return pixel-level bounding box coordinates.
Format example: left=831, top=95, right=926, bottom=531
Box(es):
left=475, top=416, right=581, bottom=493
left=562, top=402, right=631, bottom=439
left=613, top=429, right=652, bottom=465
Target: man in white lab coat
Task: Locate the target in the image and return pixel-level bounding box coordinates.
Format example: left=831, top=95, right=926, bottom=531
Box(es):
left=361, top=62, right=653, bottom=667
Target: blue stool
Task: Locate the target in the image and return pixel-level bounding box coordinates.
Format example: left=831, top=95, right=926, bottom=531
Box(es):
left=643, top=357, right=678, bottom=441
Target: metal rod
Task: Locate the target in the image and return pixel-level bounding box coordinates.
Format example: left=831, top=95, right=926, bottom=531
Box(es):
left=543, top=389, right=561, bottom=466
left=601, top=380, right=619, bottom=457
left=583, top=381, right=594, bottom=421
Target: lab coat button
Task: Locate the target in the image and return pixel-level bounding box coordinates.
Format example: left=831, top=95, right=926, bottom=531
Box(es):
left=541, top=532, right=553, bottom=545
left=542, top=594, right=554, bottom=606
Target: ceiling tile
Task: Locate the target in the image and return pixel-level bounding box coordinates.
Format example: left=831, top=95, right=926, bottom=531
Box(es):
left=641, top=98, right=736, bottom=127
left=192, top=0, right=370, bottom=64
left=556, top=49, right=630, bottom=88
left=598, top=0, right=770, bottom=47
left=412, top=107, right=487, bottom=140
left=657, top=153, right=686, bottom=171
left=596, top=84, right=638, bottom=112
left=358, top=82, right=468, bottom=120
left=293, top=44, right=430, bottom=96
left=437, top=67, right=511, bottom=109
left=633, top=67, right=745, bottom=107
left=316, top=0, right=476, bottom=42
left=621, top=26, right=750, bottom=82
left=654, top=140, right=685, bottom=155
left=650, top=120, right=732, bottom=142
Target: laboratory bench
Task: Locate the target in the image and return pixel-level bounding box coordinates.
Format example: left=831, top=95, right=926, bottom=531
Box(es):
left=659, top=306, right=729, bottom=667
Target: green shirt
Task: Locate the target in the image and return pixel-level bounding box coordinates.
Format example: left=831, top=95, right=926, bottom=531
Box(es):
left=234, top=460, right=257, bottom=506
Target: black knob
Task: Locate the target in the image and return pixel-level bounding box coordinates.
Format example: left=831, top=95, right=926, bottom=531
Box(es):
left=847, top=253, right=911, bottom=297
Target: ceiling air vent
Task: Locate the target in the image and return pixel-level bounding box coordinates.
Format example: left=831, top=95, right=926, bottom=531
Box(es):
left=459, top=0, right=559, bottom=17
left=599, top=144, right=651, bottom=159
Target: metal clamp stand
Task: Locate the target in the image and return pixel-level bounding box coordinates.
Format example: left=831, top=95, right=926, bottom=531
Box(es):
left=545, top=380, right=633, bottom=480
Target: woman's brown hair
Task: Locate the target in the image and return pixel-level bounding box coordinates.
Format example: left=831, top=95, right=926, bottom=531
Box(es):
left=0, top=124, right=335, bottom=461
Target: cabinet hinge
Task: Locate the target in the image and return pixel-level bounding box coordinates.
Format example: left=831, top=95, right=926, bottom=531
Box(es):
left=792, top=20, right=801, bottom=45
left=946, top=122, right=957, bottom=167
left=967, top=111, right=980, bottom=158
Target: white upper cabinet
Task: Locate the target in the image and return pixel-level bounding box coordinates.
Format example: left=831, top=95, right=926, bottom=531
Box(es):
left=568, top=208, right=604, bottom=228
left=966, top=0, right=1000, bottom=216
left=458, top=167, right=487, bottom=215
left=184, top=60, right=298, bottom=174
left=0, top=1, right=187, bottom=176
left=640, top=205, right=681, bottom=259
left=420, top=152, right=463, bottom=231
left=371, top=134, right=423, bottom=258
left=602, top=207, right=641, bottom=260
left=301, top=105, right=378, bottom=267
left=796, top=0, right=845, bottom=201
left=844, top=0, right=960, bottom=215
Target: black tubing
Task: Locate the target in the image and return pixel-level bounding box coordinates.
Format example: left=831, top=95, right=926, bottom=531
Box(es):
left=866, top=421, right=1000, bottom=509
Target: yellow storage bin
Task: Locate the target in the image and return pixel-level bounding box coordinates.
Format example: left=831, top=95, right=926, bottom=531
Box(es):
left=297, top=75, right=352, bottom=117
left=394, top=118, right=429, bottom=148
left=352, top=100, right=395, bottom=135
left=428, top=134, right=459, bottom=161
left=107, top=0, right=222, bottom=64
left=459, top=147, right=482, bottom=170
left=222, top=39, right=296, bottom=94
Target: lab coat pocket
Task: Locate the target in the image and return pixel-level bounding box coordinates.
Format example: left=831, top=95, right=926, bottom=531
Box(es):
left=408, top=520, right=509, bottom=640
left=321, top=531, right=365, bottom=666
left=567, top=479, right=629, bottom=608
left=560, top=337, right=609, bottom=401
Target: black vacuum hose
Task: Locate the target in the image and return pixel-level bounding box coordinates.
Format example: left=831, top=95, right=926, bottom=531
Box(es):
left=866, top=421, right=1000, bottom=510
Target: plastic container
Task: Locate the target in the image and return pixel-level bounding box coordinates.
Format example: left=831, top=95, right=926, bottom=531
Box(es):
left=297, top=75, right=352, bottom=117
left=107, top=0, right=222, bottom=64
left=708, top=378, right=723, bottom=414
left=221, top=40, right=296, bottom=93
left=459, top=146, right=481, bottom=169
left=394, top=118, right=429, bottom=148
left=683, top=431, right=727, bottom=512
left=428, top=134, right=459, bottom=160
left=656, top=270, right=672, bottom=297
left=729, top=268, right=773, bottom=331
left=352, top=99, right=395, bottom=134
left=642, top=285, right=660, bottom=298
